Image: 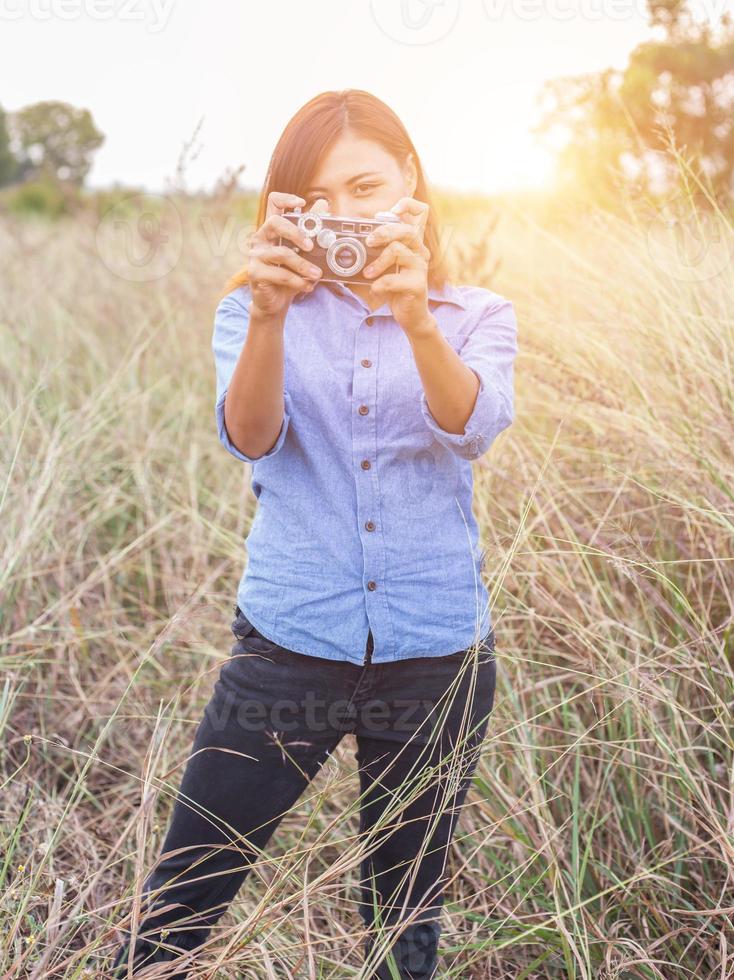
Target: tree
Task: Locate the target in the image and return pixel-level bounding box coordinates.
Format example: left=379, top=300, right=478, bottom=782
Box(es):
left=533, top=69, right=634, bottom=205
left=10, top=100, right=104, bottom=186
left=0, top=104, right=19, bottom=187
left=534, top=2, right=734, bottom=202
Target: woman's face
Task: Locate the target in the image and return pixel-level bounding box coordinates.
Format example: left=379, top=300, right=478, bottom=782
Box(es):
left=302, top=130, right=418, bottom=218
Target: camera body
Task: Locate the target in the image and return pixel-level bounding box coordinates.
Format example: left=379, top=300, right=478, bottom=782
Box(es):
left=277, top=207, right=401, bottom=286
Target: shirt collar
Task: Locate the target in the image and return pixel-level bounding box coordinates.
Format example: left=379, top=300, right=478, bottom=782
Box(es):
left=428, top=281, right=467, bottom=309
left=294, top=279, right=467, bottom=310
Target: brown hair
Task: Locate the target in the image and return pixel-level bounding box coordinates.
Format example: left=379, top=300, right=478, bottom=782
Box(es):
left=222, top=88, right=449, bottom=299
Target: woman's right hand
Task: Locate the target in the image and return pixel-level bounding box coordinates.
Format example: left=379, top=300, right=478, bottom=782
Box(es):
left=247, top=191, right=324, bottom=319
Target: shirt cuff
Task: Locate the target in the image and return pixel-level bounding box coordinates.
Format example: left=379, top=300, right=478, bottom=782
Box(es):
left=419, top=368, right=510, bottom=461
left=216, top=388, right=292, bottom=463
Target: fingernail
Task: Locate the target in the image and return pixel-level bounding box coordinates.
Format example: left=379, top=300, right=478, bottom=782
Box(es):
left=366, top=235, right=376, bottom=245
left=301, top=239, right=313, bottom=249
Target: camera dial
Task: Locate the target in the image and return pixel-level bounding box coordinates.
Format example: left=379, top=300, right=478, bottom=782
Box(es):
left=298, top=213, right=323, bottom=237
left=317, top=228, right=337, bottom=248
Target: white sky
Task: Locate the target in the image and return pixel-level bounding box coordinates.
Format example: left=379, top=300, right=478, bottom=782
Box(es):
left=1, top=0, right=714, bottom=195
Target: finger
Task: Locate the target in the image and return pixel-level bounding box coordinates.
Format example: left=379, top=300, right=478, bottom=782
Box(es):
left=391, top=237, right=431, bottom=263
left=258, top=213, right=315, bottom=251
left=251, top=258, right=314, bottom=293
left=389, top=197, right=429, bottom=234
left=390, top=196, right=428, bottom=218
left=367, top=221, right=424, bottom=253
left=364, top=241, right=421, bottom=279
left=257, top=244, right=323, bottom=280
left=265, top=191, right=306, bottom=218
left=369, top=272, right=422, bottom=295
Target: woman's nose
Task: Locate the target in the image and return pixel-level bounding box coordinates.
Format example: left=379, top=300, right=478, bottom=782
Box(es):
left=333, top=199, right=372, bottom=219
left=309, top=196, right=372, bottom=219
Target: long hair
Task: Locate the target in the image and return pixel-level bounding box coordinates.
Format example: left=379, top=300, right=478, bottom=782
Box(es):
left=222, top=89, right=449, bottom=299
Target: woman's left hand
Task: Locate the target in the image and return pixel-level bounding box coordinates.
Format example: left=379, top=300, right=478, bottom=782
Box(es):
left=363, top=197, right=434, bottom=339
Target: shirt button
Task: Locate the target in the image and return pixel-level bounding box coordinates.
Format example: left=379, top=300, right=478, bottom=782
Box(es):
left=367, top=580, right=377, bottom=591
left=365, top=520, right=375, bottom=531
left=366, top=316, right=375, bottom=326
left=361, top=459, right=371, bottom=470
left=361, top=358, right=372, bottom=368
left=358, top=404, right=369, bottom=415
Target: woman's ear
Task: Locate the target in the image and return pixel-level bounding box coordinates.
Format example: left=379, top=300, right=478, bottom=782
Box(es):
left=403, top=152, right=418, bottom=198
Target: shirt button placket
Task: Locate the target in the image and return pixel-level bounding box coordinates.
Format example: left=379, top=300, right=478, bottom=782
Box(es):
left=357, top=311, right=380, bottom=659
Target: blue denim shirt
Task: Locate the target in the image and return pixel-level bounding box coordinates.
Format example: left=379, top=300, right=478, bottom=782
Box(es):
left=212, top=277, right=517, bottom=665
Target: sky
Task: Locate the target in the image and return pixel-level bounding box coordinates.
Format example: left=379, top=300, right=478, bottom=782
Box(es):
left=1, top=0, right=714, bottom=195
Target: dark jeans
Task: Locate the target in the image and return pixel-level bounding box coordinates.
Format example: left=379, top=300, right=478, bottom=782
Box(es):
left=111, top=607, right=497, bottom=979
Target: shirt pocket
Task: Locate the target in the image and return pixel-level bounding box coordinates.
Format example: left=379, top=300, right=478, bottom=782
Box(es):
left=379, top=331, right=469, bottom=438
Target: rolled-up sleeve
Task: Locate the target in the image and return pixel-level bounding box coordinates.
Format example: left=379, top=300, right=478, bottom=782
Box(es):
left=211, top=289, right=292, bottom=463
left=420, top=294, right=518, bottom=460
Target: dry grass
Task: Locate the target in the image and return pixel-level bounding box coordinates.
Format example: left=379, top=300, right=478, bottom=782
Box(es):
left=1, top=174, right=733, bottom=978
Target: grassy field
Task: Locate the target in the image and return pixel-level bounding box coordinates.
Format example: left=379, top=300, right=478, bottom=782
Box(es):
left=1, top=180, right=733, bottom=978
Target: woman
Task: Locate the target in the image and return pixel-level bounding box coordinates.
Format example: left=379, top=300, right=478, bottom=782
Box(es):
left=111, top=89, right=517, bottom=979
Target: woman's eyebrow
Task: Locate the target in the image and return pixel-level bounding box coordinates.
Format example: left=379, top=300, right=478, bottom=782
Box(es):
left=305, top=171, right=382, bottom=194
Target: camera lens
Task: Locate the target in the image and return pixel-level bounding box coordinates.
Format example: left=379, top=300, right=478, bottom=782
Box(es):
left=326, top=237, right=366, bottom=277
left=335, top=246, right=355, bottom=268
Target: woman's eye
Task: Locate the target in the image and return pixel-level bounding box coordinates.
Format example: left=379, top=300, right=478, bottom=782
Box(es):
left=303, top=185, right=376, bottom=209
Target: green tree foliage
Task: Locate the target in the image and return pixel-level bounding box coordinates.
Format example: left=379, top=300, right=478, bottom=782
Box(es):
left=6, top=178, right=69, bottom=218
left=10, top=99, right=104, bottom=187
left=0, top=104, right=19, bottom=187
left=534, top=1, right=734, bottom=202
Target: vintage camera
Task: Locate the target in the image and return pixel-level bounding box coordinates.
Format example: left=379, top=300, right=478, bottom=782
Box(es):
left=277, top=207, right=401, bottom=286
